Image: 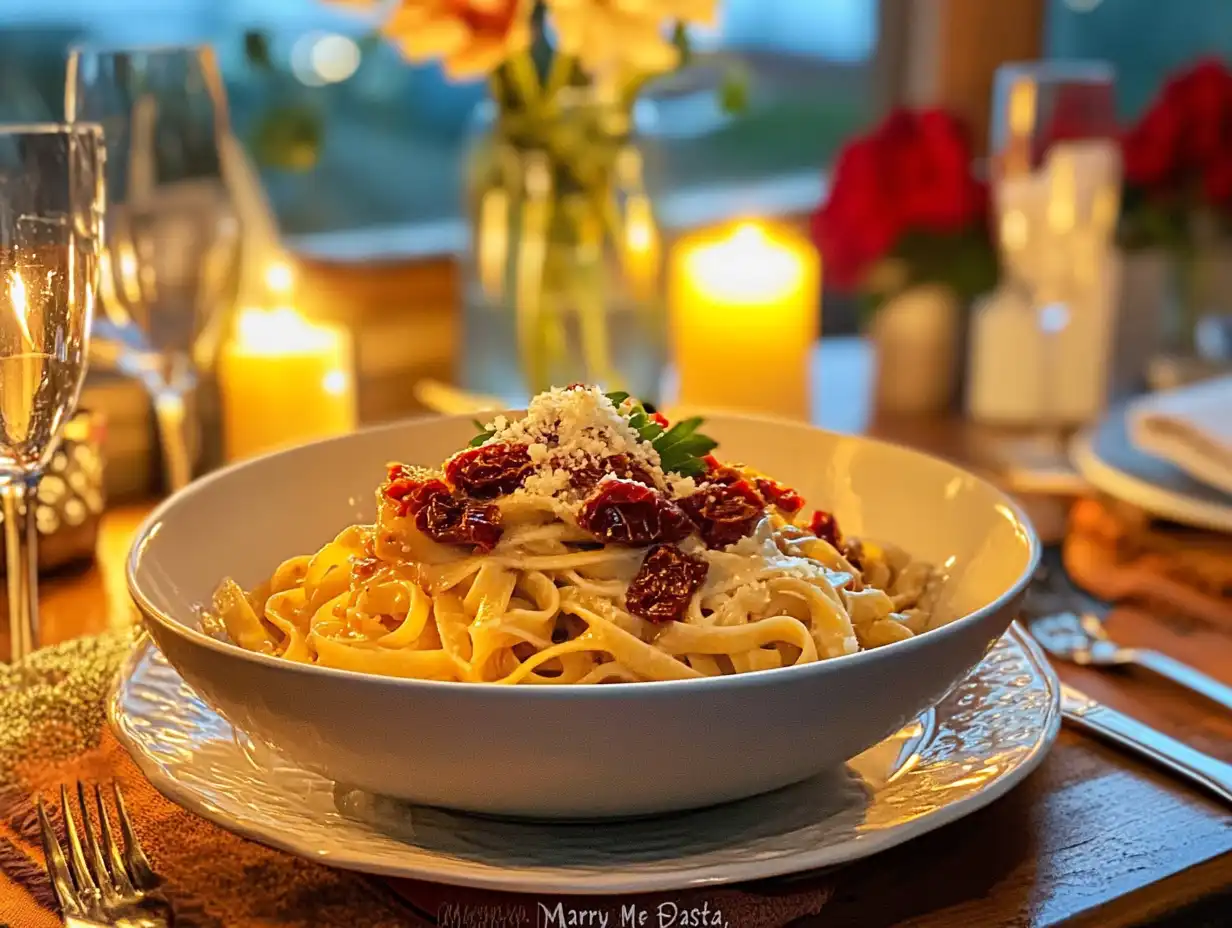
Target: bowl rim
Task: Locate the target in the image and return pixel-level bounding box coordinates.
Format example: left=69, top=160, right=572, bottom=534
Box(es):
left=127, top=411, right=1042, bottom=698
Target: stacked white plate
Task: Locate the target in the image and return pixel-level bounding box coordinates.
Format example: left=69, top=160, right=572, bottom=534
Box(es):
left=1072, top=399, right=1232, bottom=533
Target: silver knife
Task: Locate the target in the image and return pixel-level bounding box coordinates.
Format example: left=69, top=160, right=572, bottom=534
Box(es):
left=1062, top=683, right=1232, bottom=807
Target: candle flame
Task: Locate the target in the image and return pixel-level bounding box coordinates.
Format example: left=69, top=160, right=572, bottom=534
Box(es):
left=8, top=270, right=34, bottom=348
left=236, top=306, right=338, bottom=354
left=684, top=221, right=807, bottom=304
left=731, top=222, right=766, bottom=248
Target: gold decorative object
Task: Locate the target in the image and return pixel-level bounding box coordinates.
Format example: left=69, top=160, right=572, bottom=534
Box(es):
left=0, top=629, right=139, bottom=779
left=0, top=410, right=106, bottom=574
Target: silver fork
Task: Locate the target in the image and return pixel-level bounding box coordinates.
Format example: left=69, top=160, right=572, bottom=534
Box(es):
left=37, top=781, right=171, bottom=927
left=1029, top=609, right=1232, bottom=714
left=1026, top=552, right=1232, bottom=715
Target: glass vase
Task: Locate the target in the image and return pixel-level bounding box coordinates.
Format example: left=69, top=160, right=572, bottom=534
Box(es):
left=460, top=89, right=667, bottom=404
left=1172, top=244, right=1232, bottom=359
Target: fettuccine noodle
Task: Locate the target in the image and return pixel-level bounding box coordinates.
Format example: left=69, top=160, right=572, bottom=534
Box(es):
left=207, top=386, right=945, bottom=683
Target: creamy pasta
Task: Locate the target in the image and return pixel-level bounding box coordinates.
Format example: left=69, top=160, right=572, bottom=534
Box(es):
left=207, top=386, right=945, bottom=683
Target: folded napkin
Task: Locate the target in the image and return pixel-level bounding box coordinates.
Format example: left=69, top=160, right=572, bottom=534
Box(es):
left=1065, top=496, right=1232, bottom=629
left=1128, top=375, right=1232, bottom=495
left=0, top=634, right=831, bottom=928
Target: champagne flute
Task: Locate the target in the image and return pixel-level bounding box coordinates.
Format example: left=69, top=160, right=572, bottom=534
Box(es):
left=990, top=61, right=1118, bottom=445
left=0, top=124, right=105, bottom=663
left=66, top=44, right=241, bottom=493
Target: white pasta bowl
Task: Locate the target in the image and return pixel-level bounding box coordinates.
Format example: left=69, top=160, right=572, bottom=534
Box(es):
left=127, top=412, right=1039, bottom=819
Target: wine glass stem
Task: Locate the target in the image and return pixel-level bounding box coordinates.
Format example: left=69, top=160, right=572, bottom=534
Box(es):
left=154, top=389, right=194, bottom=493
left=2, top=475, right=40, bottom=663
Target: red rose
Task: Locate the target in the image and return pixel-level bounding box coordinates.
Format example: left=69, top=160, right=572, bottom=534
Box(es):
left=811, top=137, right=900, bottom=288
left=900, top=111, right=986, bottom=231
left=1123, top=57, right=1232, bottom=204
left=811, top=108, right=985, bottom=290
left=1206, top=157, right=1232, bottom=206
left=1122, top=101, right=1183, bottom=189
left=1165, top=58, right=1232, bottom=169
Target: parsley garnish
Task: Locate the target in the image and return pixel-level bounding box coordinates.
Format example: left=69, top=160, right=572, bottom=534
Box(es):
left=468, top=419, right=496, bottom=447
left=605, top=392, right=717, bottom=477
left=465, top=391, right=718, bottom=476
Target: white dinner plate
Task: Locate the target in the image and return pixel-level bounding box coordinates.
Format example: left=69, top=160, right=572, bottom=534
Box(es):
left=1071, top=404, right=1232, bottom=533
left=110, top=625, right=1060, bottom=894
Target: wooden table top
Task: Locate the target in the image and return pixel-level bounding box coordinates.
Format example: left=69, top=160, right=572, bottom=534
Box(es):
left=20, top=378, right=1232, bottom=928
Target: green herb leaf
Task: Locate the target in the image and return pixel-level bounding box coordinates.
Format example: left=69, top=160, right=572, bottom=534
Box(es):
left=469, top=419, right=496, bottom=447
left=659, top=433, right=718, bottom=474
left=670, top=457, right=709, bottom=478
left=654, top=417, right=704, bottom=452
left=608, top=397, right=718, bottom=476
left=604, top=391, right=630, bottom=408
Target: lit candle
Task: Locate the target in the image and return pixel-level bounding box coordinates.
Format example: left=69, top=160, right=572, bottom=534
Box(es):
left=218, top=307, right=357, bottom=461
left=669, top=221, right=820, bottom=418
left=623, top=195, right=661, bottom=297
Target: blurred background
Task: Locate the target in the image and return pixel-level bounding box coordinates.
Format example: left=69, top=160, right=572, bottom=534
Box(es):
left=2, top=0, right=1231, bottom=501
left=3, top=0, right=1227, bottom=251
left=2, top=0, right=1231, bottom=694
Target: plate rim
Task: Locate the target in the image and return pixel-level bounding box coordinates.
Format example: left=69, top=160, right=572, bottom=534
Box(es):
left=1070, top=427, right=1232, bottom=533
left=109, top=624, right=1061, bottom=895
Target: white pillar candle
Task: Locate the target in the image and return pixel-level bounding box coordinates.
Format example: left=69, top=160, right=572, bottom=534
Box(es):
left=219, top=307, right=357, bottom=461
left=669, top=221, right=820, bottom=419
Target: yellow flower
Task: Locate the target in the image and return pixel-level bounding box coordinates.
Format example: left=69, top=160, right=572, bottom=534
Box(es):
left=337, top=0, right=531, bottom=79
left=545, top=0, right=717, bottom=75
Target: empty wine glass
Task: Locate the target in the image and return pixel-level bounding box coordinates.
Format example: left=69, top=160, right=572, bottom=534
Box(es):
left=990, top=61, right=1118, bottom=443
left=66, top=44, right=241, bottom=492
left=0, top=124, right=105, bottom=662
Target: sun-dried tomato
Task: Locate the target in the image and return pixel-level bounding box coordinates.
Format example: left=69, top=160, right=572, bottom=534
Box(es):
left=381, top=469, right=503, bottom=549
left=387, top=463, right=417, bottom=482
left=679, top=480, right=766, bottom=548
left=649, top=411, right=670, bottom=429
left=625, top=544, right=709, bottom=623
left=383, top=471, right=451, bottom=518
left=808, top=510, right=842, bottom=549
left=417, top=493, right=503, bottom=551
left=445, top=442, right=534, bottom=498
left=567, top=453, right=658, bottom=492
left=702, top=454, right=743, bottom=486
left=755, top=478, right=805, bottom=514
left=577, top=479, right=694, bottom=546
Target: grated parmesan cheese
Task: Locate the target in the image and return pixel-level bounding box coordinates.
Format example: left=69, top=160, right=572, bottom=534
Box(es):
left=469, top=386, right=667, bottom=506
left=666, top=474, right=698, bottom=499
